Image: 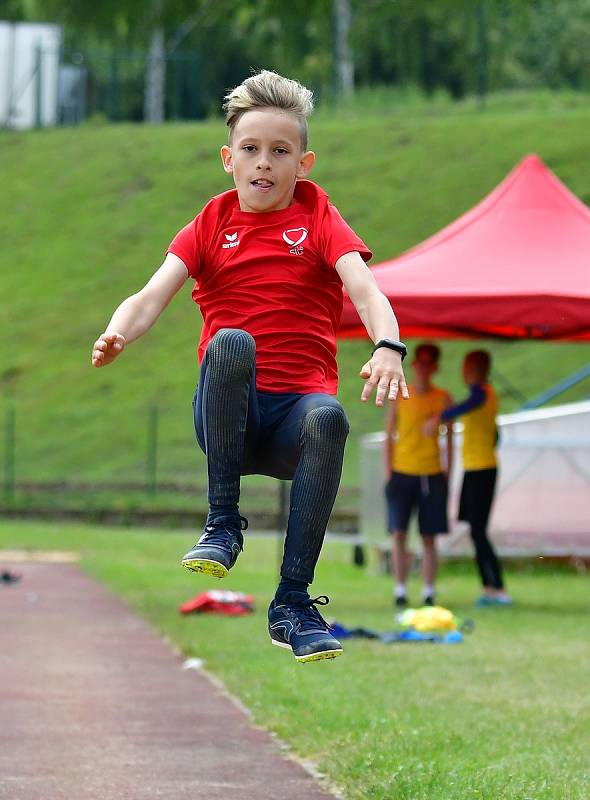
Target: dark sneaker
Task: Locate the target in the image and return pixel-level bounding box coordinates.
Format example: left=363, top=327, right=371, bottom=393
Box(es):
left=268, top=592, right=343, bottom=663
left=423, top=595, right=435, bottom=607
left=1, top=570, right=21, bottom=585
left=181, top=516, right=247, bottom=578
left=395, top=594, right=407, bottom=608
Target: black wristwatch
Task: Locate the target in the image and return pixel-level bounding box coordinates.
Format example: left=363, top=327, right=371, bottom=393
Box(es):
left=372, top=338, right=407, bottom=361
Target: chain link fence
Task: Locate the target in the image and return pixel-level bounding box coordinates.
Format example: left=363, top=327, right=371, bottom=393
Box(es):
left=1, top=33, right=204, bottom=130
left=1, top=403, right=358, bottom=531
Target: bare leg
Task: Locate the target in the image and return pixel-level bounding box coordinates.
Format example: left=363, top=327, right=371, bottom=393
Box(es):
left=392, top=530, right=409, bottom=585
left=421, top=535, right=437, bottom=593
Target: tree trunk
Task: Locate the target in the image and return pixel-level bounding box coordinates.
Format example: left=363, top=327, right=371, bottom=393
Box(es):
left=144, top=26, right=165, bottom=123
left=333, top=0, right=354, bottom=97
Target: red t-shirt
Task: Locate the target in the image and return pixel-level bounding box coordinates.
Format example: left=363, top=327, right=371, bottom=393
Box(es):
left=168, top=179, right=371, bottom=394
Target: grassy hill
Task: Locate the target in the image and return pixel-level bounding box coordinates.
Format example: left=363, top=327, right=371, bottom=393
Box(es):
left=1, top=95, right=589, bottom=512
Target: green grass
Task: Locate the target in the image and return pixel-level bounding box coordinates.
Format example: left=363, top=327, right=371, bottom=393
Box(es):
left=2, top=520, right=589, bottom=799
left=1, top=94, right=589, bottom=502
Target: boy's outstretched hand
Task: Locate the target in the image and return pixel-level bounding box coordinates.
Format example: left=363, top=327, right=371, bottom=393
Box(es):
left=91, top=333, right=126, bottom=367
left=360, top=350, right=409, bottom=406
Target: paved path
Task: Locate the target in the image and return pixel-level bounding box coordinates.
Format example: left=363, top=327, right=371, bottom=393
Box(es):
left=0, top=561, right=336, bottom=800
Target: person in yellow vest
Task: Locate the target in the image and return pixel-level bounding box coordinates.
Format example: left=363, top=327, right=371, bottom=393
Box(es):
left=428, top=350, right=511, bottom=606
left=385, top=343, right=453, bottom=608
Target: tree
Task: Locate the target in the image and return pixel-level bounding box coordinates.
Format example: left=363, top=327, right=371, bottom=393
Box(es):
left=25, top=0, right=222, bottom=121
left=333, top=0, right=354, bottom=97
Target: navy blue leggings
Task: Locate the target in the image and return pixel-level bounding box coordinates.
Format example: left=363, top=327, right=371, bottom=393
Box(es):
left=193, top=328, right=349, bottom=583
left=459, top=468, right=504, bottom=590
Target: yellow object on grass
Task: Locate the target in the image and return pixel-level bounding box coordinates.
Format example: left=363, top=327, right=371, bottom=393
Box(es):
left=398, top=605, right=459, bottom=633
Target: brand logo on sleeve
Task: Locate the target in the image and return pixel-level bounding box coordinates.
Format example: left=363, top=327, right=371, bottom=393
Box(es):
left=222, top=231, right=240, bottom=249
left=282, top=227, right=308, bottom=255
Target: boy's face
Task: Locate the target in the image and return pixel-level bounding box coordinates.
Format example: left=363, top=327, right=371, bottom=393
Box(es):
left=220, top=108, right=315, bottom=213
left=463, top=360, right=483, bottom=384
left=412, top=354, right=438, bottom=382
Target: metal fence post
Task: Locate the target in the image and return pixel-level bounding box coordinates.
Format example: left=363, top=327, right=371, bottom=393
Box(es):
left=4, top=406, right=15, bottom=503
left=146, top=404, right=158, bottom=496
left=190, top=53, right=199, bottom=119
left=109, top=52, right=120, bottom=121
left=34, top=43, right=43, bottom=128
left=172, top=54, right=182, bottom=120
left=477, top=0, right=488, bottom=108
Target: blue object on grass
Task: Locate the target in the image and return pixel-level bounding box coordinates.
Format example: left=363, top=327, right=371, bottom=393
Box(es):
left=378, top=629, right=464, bottom=644
left=330, top=622, right=352, bottom=639
left=329, top=622, right=464, bottom=644
left=329, top=622, right=381, bottom=640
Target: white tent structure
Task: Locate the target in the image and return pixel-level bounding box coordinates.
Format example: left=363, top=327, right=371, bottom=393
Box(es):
left=361, top=401, right=590, bottom=557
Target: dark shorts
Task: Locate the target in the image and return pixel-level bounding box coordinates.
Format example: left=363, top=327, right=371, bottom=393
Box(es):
left=458, top=468, right=497, bottom=529
left=385, top=471, right=448, bottom=536
left=192, top=348, right=345, bottom=481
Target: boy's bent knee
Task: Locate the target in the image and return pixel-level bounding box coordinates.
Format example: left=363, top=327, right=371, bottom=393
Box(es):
left=207, top=328, right=255, bottom=374
left=301, top=404, right=349, bottom=446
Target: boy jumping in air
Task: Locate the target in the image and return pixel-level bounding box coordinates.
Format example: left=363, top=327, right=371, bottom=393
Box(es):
left=91, top=70, right=408, bottom=662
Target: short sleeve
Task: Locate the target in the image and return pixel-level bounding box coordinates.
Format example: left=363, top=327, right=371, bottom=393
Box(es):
left=167, top=216, right=200, bottom=278
left=319, top=203, right=372, bottom=268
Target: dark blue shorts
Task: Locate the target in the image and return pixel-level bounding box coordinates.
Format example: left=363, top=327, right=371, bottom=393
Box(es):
left=192, top=352, right=344, bottom=481
left=385, top=471, right=448, bottom=536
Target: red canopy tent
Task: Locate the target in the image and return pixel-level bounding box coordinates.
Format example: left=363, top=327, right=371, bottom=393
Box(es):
left=340, top=154, right=590, bottom=340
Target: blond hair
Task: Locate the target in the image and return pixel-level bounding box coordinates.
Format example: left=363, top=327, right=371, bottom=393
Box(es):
left=223, top=70, right=314, bottom=150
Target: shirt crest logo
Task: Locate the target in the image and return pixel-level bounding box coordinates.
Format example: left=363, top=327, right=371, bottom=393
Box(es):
left=222, top=231, right=240, bottom=249
left=282, top=227, right=308, bottom=255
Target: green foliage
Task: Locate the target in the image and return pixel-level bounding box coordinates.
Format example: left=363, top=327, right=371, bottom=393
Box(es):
left=352, top=0, right=590, bottom=97
left=2, top=520, right=589, bottom=799
left=8, top=0, right=590, bottom=117
left=514, top=0, right=590, bottom=90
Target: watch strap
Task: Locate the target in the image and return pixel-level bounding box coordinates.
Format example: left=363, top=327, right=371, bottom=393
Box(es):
left=372, top=339, right=407, bottom=361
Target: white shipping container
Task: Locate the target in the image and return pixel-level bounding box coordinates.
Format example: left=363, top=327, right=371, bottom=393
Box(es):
left=0, top=21, right=62, bottom=129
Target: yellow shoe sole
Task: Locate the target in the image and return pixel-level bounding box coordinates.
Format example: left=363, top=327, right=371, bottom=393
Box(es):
left=181, top=558, right=229, bottom=579
left=271, top=639, right=343, bottom=663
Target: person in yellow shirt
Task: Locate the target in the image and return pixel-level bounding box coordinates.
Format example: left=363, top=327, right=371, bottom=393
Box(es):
left=385, top=344, right=453, bottom=607
left=432, top=350, right=511, bottom=606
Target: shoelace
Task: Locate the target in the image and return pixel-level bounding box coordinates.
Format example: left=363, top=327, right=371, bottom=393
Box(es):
left=282, top=593, right=332, bottom=633
left=198, top=516, right=248, bottom=549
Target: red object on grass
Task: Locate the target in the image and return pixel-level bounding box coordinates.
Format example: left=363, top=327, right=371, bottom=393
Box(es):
left=179, top=589, right=255, bottom=616
left=340, top=154, right=590, bottom=340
